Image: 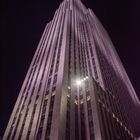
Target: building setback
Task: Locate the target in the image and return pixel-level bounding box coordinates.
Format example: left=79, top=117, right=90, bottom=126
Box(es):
left=3, top=0, right=140, bottom=140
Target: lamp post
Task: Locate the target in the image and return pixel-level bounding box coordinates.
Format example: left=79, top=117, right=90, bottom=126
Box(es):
left=76, top=76, right=88, bottom=140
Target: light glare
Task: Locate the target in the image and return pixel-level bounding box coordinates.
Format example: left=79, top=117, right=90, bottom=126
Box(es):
left=76, top=80, right=82, bottom=86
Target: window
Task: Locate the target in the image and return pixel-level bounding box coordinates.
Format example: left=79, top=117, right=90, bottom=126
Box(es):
left=45, top=95, right=49, bottom=100
left=40, top=117, right=45, bottom=128
left=53, top=75, right=57, bottom=84
left=87, top=96, right=91, bottom=101
left=55, top=63, right=59, bottom=72
left=48, top=78, right=51, bottom=85
left=26, top=131, right=31, bottom=140
left=52, top=91, right=56, bottom=96
left=45, top=90, right=49, bottom=95
left=37, top=128, right=43, bottom=140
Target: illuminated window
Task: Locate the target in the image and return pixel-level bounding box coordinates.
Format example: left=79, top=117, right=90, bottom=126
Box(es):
left=74, top=100, right=78, bottom=105
left=67, top=94, right=70, bottom=98
left=52, top=91, right=56, bottom=96
left=80, top=99, right=84, bottom=104
left=87, top=96, right=91, bottom=101
left=128, top=130, right=131, bottom=135
left=112, top=113, right=115, bottom=118
left=130, top=133, right=134, bottom=138
left=124, top=126, right=127, bottom=131
left=116, top=117, right=119, bottom=122
left=45, top=95, right=49, bottom=100
left=120, top=121, right=123, bottom=126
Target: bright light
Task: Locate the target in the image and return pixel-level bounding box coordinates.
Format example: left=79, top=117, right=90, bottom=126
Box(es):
left=76, top=76, right=89, bottom=86
left=76, top=80, right=82, bottom=86
left=83, top=78, right=86, bottom=81
left=86, top=76, right=88, bottom=79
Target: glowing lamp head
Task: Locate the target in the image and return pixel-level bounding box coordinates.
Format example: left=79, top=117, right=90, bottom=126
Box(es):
left=83, top=78, right=86, bottom=81
left=86, top=76, right=89, bottom=79
left=76, top=80, right=82, bottom=86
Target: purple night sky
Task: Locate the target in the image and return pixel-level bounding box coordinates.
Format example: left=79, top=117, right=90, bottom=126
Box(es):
left=1, top=0, right=140, bottom=137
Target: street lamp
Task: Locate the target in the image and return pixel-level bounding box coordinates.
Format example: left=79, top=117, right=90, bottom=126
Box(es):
left=75, top=76, right=88, bottom=140
left=76, top=80, right=82, bottom=86
left=76, top=76, right=88, bottom=86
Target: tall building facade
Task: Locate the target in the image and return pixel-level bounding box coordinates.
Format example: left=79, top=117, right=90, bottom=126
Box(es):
left=3, top=0, right=140, bottom=140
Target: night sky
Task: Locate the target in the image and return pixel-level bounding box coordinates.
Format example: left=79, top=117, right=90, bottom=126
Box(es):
left=1, top=0, right=140, bottom=137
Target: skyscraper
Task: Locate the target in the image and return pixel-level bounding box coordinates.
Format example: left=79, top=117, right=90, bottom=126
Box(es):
left=3, top=0, right=140, bottom=139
